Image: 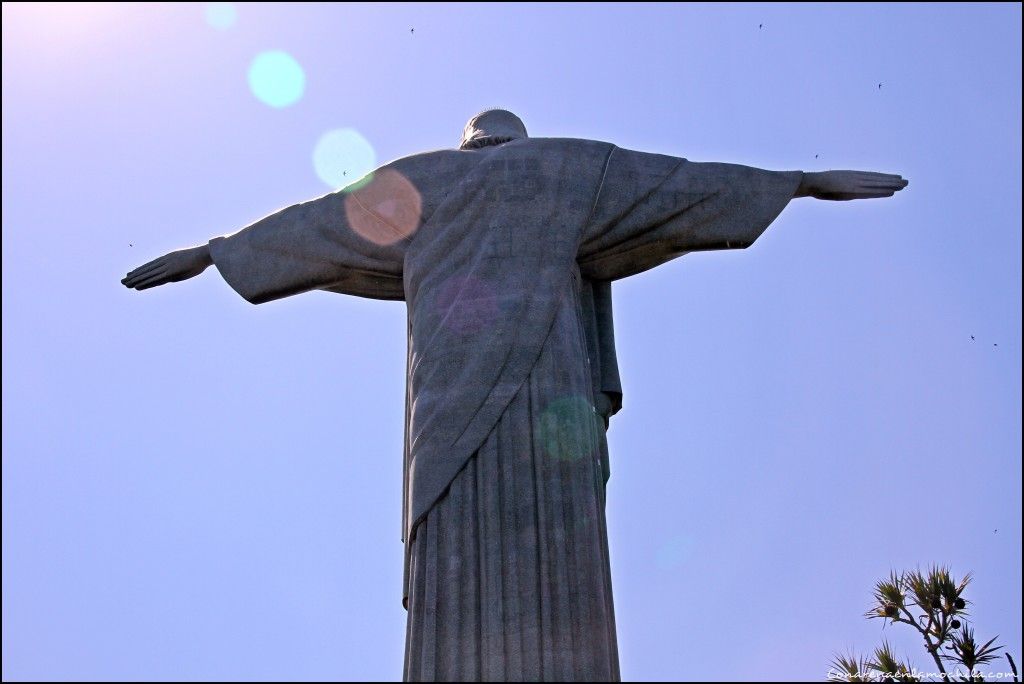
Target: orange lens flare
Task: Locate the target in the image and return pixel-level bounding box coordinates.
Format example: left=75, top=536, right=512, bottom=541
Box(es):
left=344, top=169, right=422, bottom=246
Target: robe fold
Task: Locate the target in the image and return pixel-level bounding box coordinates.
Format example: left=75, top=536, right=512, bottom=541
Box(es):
left=208, top=138, right=801, bottom=681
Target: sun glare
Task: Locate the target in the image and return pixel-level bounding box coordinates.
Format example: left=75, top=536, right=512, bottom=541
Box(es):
left=3, top=2, right=129, bottom=44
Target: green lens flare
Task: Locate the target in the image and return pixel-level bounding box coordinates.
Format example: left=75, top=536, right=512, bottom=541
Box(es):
left=248, top=50, right=305, bottom=108
left=655, top=535, right=694, bottom=569
left=536, top=396, right=603, bottom=462
left=313, top=128, right=376, bottom=189
left=204, top=3, right=236, bottom=30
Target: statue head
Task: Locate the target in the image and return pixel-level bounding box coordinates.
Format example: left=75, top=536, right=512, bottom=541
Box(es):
left=460, top=109, right=528, bottom=150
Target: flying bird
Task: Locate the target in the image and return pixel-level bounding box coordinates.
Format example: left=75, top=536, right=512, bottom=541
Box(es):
left=878, top=83, right=883, bottom=89
left=971, top=335, right=975, bottom=340
left=815, top=154, right=819, bottom=159
left=410, top=28, right=414, bottom=34
left=759, top=23, right=763, bottom=29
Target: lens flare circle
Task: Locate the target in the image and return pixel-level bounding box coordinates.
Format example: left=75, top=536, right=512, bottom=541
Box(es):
left=536, top=395, right=603, bottom=462
left=204, top=3, right=236, bottom=30
left=248, top=50, right=305, bottom=108
left=313, top=128, right=377, bottom=189
left=655, top=535, right=694, bottom=569
left=344, top=168, right=422, bottom=245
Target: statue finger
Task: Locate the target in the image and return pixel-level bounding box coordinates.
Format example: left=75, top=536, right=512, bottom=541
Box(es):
left=133, top=270, right=169, bottom=290
left=882, top=175, right=908, bottom=188
left=123, top=270, right=155, bottom=287
left=126, top=257, right=162, bottom=276
left=126, top=258, right=165, bottom=280
left=857, top=172, right=901, bottom=184
left=123, top=267, right=159, bottom=287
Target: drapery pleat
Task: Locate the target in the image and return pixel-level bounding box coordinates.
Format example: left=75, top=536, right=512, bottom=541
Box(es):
left=404, top=285, right=620, bottom=682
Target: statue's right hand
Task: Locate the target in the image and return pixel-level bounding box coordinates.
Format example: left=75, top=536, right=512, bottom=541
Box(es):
left=801, top=170, right=908, bottom=201
left=121, top=245, right=213, bottom=290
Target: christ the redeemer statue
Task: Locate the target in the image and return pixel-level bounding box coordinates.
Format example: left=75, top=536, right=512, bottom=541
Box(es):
left=122, top=109, right=907, bottom=682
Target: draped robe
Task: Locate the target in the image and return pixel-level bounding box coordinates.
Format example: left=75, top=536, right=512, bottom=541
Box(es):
left=207, top=138, right=801, bottom=681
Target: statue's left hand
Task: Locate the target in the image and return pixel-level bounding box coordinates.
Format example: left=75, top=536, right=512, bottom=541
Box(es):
left=121, top=245, right=213, bottom=290
left=594, top=393, right=615, bottom=430
left=798, top=170, right=908, bottom=200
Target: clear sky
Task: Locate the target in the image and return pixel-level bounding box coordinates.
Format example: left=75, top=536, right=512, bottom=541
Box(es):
left=2, top=3, right=1020, bottom=681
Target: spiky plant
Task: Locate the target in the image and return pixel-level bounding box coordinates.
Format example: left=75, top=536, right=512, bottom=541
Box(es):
left=832, top=566, right=1017, bottom=682
left=867, top=571, right=907, bottom=623
left=944, top=625, right=1004, bottom=681
left=869, top=642, right=920, bottom=682
left=830, top=652, right=876, bottom=682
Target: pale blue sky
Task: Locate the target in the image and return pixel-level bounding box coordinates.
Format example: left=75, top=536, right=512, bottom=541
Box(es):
left=3, top=3, right=1020, bottom=681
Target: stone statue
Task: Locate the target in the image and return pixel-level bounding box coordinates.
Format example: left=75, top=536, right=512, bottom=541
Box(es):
left=122, top=109, right=907, bottom=682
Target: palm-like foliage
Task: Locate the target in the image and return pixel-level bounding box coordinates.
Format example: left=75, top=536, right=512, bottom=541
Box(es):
left=867, top=571, right=907, bottom=622
left=830, top=652, right=876, bottom=682
left=869, top=642, right=920, bottom=682
left=833, top=567, right=1016, bottom=683
left=905, top=567, right=971, bottom=616
left=945, top=625, right=1004, bottom=676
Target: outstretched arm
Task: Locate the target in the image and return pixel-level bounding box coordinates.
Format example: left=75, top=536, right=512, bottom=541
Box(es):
left=119, top=167, right=413, bottom=303
left=578, top=146, right=910, bottom=282
left=795, top=170, right=908, bottom=200
left=122, top=244, right=213, bottom=290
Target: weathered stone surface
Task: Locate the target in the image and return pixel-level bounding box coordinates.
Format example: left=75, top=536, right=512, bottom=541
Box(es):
left=122, top=109, right=907, bottom=682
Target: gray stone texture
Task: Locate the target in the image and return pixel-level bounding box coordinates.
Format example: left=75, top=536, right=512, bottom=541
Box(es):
left=122, top=109, right=907, bottom=682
